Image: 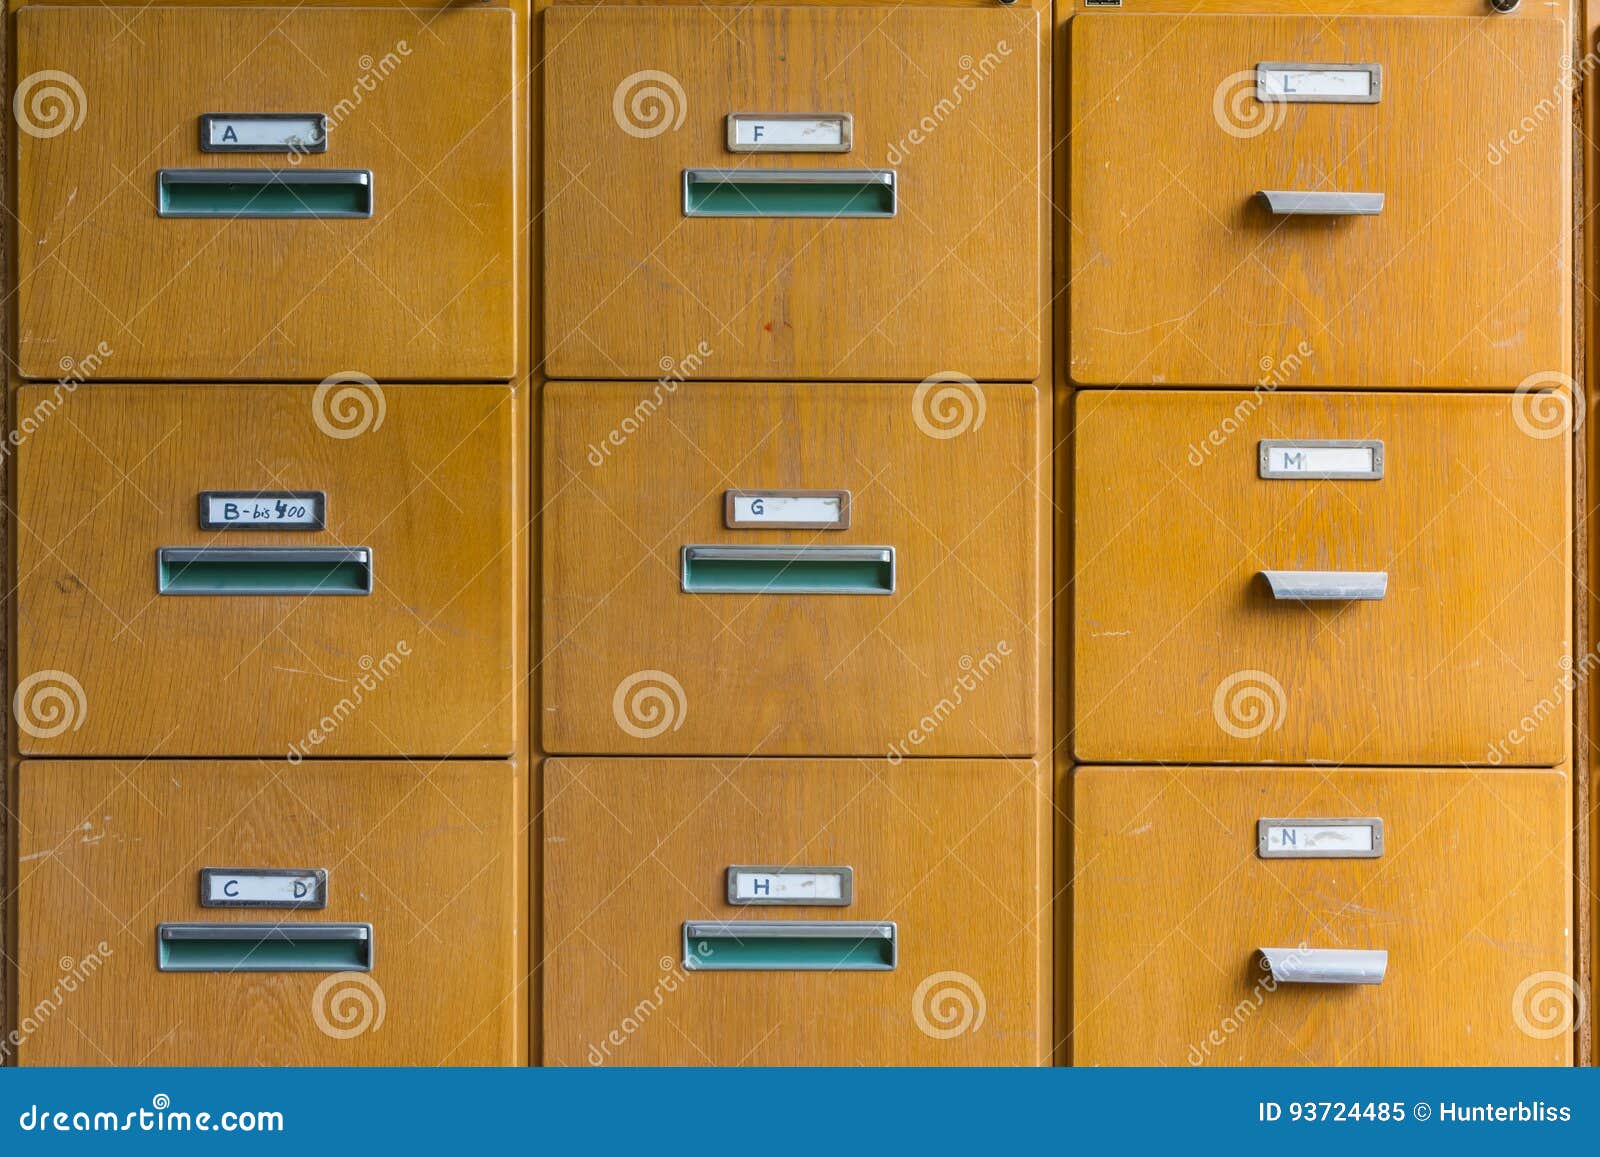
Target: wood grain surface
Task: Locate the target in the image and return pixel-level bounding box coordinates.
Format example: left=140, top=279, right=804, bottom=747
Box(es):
left=1068, top=13, right=1570, bottom=387
left=542, top=382, right=1041, bottom=756
left=543, top=4, right=1042, bottom=380
left=1073, top=390, right=1571, bottom=766
left=542, top=757, right=1047, bottom=1065
left=15, top=760, right=520, bottom=1065
left=1071, top=765, right=1572, bottom=1065
left=13, top=385, right=519, bottom=757
left=13, top=4, right=519, bottom=380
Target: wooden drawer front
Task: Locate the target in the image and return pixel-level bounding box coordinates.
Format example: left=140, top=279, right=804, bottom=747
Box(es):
left=16, top=761, right=519, bottom=1066
left=15, top=385, right=517, bottom=757
left=542, top=382, right=1039, bottom=756
left=1071, top=766, right=1572, bottom=1066
left=543, top=758, right=1045, bottom=1065
left=543, top=5, right=1041, bottom=380
left=14, top=5, right=518, bottom=381
left=1068, top=13, right=1568, bottom=388
left=1073, top=391, right=1569, bottom=766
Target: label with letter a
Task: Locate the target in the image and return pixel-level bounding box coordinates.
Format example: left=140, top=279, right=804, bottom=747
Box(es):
left=727, top=866, right=853, bottom=906
left=200, top=113, right=327, bottom=153
left=200, top=867, right=327, bottom=908
left=200, top=491, right=325, bottom=530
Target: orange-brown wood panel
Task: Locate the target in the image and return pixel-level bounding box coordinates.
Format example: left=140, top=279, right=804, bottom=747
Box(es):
left=542, top=4, right=1042, bottom=380
left=1071, top=765, right=1573, bottom=1066
left=541, top=381, right=1041, bottom=757
left=542, top=757, right=1047, bottom=1065
left=1068, top=12, right=1570, bottom=388
left=12, top=4, right=519, bottom=381
left=1073, top=390, right=1571, bottom=766
left=14, top=760, right=520, bottom=1066
left=13, top=384, right=518, bottom=758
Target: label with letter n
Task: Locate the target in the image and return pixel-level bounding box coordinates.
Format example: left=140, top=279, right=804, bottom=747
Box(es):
left=1259, top=439, right=1383, bottom=480
left=200, top=491, right=326, bottom=531
left=200, top=867, right=328, bottom=908
left=727, top=866, right=853, bottom=906
left=1258, top=818, right=1384, bottom=859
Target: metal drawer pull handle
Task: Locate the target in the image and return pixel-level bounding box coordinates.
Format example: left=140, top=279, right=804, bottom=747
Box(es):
left=682, top=168, right=896, bottom=218
left=158, top=547, right=373, bottom=596
left=1260, top=947, right=1387, bottom=985
left=681, top=545, right=894, bottom=595
left=1260, top=569, right=1387, bottom=601
left=682, top=920, right=897, bottom=971
left=157, top=923, right=373, bottom=972
left=158, top=168, right=373, bottom=218
left=1257, top=190, right=1384, bottom=216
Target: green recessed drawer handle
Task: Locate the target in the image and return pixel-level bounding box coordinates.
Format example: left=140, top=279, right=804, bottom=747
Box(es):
left=157, top=923, right=373, bottom=972
left=682, top=920, right=897, bottom=971
left=681, top=545, right=894, bottom=595
left=682, top=168, right=896, bottom=218
left=158, top=168, right=373, bottom=218
left=158, top=547, right=373, bottom=596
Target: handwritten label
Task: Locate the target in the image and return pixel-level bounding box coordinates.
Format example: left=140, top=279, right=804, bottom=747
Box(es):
left=200, top=868, right=327, bottom=908
left=200, top=491, right=325, bottom=531
left=727, top=866, right=852, bottom=906
left=725, top=490, right=849, bottom=529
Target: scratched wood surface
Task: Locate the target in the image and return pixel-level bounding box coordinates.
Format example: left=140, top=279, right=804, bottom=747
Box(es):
left=14, top=760, right=519, bottom=1065
left=542, top=757, right=1048, bottom=1065
left=1071, top=765, right=1573, bottom=1066
left=1068, top=12, right=1571, bottom=388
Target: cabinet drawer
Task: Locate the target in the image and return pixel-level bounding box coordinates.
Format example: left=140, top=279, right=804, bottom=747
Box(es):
left=543, top=5, right=1040, bottom=380
left=1068, top=13, right=1568, bottom=388
left=1073, top=390, right=1569, bottom=766
left=14, top=385, right=517, bottom=757
left=1071, top=766, right=1572, bottom=1066
left=15, top=761, right=519, bottom=1066
left=542, top=382, right=1040, bottom=756
left=14, top=5, right=518, bottom=380
left=543, top=758, right=1045, bottom=1065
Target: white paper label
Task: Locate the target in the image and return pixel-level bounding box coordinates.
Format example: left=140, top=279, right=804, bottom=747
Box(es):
left=204, top=493, right=321, bottom=528
left=1263, top=824, right=1375, bottom=854
left=1262, top=444, right=1378, bottom=477
left=204, top=871, right=324, bottom=905
left=732, top=871, right=844, bottom=902
left=1258, top=68, right=1373, bottom=100
left=730, top=495, right=842, bottom=525
left=205, top=115, right=324, bottom=151
left=729, top=115, right=849, bottom=151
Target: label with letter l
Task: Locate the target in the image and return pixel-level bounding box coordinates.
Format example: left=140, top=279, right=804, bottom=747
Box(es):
left=727, top=866, right=853, bottom=906
left=727, top=113, right=852, bottom=153
left=1259, top=439, right=1383, bottom=480
left=1258, top=818, right=1384, bottom=859
left=725, top=489, right=850, bottom=530
left=200, top=490, right=325, bottom=530
left=200, top=867, right=328, bottom=908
